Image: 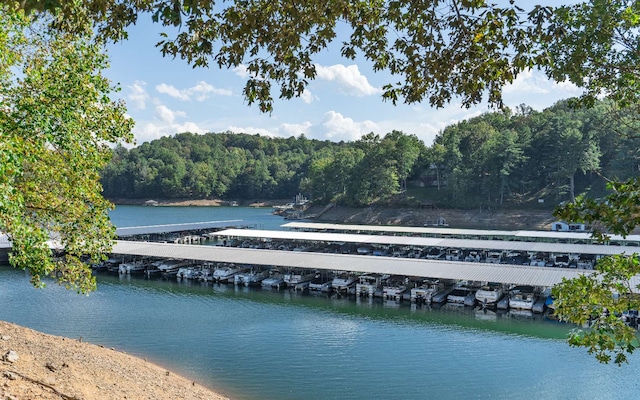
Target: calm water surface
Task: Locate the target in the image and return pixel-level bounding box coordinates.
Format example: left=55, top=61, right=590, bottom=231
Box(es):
left=2, top=206, right=639, bottom=399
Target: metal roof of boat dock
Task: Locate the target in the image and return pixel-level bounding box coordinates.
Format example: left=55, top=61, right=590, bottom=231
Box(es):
left=115, top=220, right=244, bottom=236
left=213, top=229, right=638, bottom=256
left=281, top=222, right=640, bottom=243
left=112, top=240, right=598, bottom=287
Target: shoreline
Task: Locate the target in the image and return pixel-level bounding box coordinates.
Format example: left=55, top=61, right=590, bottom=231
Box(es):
left=109, top=198, right=557, bottom=231
left=0, top=320, right=229, bottom=400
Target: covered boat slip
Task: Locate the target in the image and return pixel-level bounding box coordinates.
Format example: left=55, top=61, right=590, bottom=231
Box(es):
left=115, top=220, right=244, bottom=237
left=282, top=222, right=640, bottom=245
left=213, top=229, right=638, bottom=257
left=112, top=240, right=596, bottom=288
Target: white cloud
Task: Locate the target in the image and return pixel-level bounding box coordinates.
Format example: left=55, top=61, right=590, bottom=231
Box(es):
left=131, top=104, right=204, bottom=144
left=233, top=64, right=249, bottom=79
left=156, top=83, right=189, bottom=101
left=313, top=111, right=379, bottom=141
left=155, top=104, right=186, bottom=123
left=280, top=121, right=313, bottom=137
left=504, top=70, right=551, bottom=95
left=133, top=121, right=203, bottom=144
left=300, top=89, right=314, bottom=104
left=315, top=64, right=380, bottom=96
left=127, top=81, right=150, bottom=110
left=156, top=81, right=232, bottom=101
left=226, top=125, right=276, bottom=136
left=503, top=69, right=581, bottom=110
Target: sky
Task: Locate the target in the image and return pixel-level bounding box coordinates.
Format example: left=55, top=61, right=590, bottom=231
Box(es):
left=104, top=17, right=582, bottom=148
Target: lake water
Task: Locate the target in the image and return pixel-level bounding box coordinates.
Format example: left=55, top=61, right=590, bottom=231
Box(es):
left=1, top=206, right=639, bottom=399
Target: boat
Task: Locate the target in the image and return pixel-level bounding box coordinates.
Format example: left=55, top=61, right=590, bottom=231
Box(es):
left=508, top=285, right=537, bottom=310
left=424, top=247, right=444, bottom=259
left=474, top=283, right=504, bottom=308
left=620, top=310, right=639, bottom=329
left=129, top=259, right=150, bottom=274
left=261, top=269, right=287, bottom=289
left=529, top=252, right=547, bottom=267
left=464, top=250, right=482, bottom=263
left=382, top=276, right=407, bottom=301
left=154, top=259, right=190, bottom=279
left=309, top=272, right=333, bottom=292
left=284, top=269, right=316, bottom=290
left=502, top=251, right=529, bottom=265
left=411, top=280, right=452, bottom=304
left=332, top=272, right=358, bottom=294
left=445, top=248, right=463, bottom=261
left=234, top=268, right=269, bottom=287
left=576, top=254, right=596, bottom=269
left=176, top=266, right=196, bottom=280
left=355, top=274, right=383, bottom=298
left=447, top=282, right=477, bottom=306
left=485, top=251, right=502, bottom=264
left=553, top=253, right=572, bottom=268
left=533, top=288, right=551, bottom=313
left=212, top=264, right=247, bottom=283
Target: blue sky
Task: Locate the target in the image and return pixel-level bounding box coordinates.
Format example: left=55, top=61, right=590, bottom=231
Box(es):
left=105, top=17, right=582, bottom=147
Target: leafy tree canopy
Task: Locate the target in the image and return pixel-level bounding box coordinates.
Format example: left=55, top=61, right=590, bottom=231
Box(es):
left=0, top=4, right=133, bottom=292
left=12, top=1, right=640, bottom=113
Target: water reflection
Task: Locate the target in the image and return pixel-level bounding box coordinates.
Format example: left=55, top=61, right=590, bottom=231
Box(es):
left=100, top=270, right=570, bottom=340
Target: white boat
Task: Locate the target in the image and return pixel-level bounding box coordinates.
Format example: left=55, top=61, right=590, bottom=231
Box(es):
left=382, top=276, right=407, bottom=301
left=284, top=269, right=316, bottom=288
left=213, top=264, right=247, bottom=283
left=261, top=269, right=287, bottom=289
left=576, top=254, right=596, bottom=269
left=445, top=248, right=463, bottom=261
left=119, top=260, right=147, bottom=275
left=464, top=250, right=482, bottom=263
left=355, top=274, right=383, bottom=297
left=508, top=285, right=537, bottom=310
left=234, top=268, right=269, bottom=286
left=411, top=280, right=450, bottom=304
left=309, top=273, right=333, bottom=292
left=475, top=283, right=504, bottom=307
left=332, top=272, right=358, bottom=294
left=529, top=252, right=547, bottom=267
left=154, top=259, right=189, bottom=278
left=553, top=253, right=572, bottom=268
left=485, top=251, right=503, bottom=264
left=178, top=265, right=207, bottom=280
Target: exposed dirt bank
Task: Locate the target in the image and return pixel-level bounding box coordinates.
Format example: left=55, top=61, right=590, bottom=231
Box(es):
left=308, top=205, right=557, bottom=231
left=0, top=321, right=228, bottom=400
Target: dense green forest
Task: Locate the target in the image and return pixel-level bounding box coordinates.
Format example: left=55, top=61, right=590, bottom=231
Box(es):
left=101, top=99, right=640, bottom=208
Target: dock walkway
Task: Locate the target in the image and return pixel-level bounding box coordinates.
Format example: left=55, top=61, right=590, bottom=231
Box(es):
left=112, top=240, right=614, bottom=288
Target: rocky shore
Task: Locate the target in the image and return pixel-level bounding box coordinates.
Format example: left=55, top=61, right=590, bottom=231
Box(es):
left=0, top=321, right=228, bottom=400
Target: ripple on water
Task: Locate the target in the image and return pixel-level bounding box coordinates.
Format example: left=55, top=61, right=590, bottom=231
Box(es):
left=2, top=267, right=639, bottom=400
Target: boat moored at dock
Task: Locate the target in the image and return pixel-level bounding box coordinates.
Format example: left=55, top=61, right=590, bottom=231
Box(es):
left=508, top=286, right=537, bottom=311
left=475, top=283, right=505, bottom=308
left=332, top=272, right=358, bottom=294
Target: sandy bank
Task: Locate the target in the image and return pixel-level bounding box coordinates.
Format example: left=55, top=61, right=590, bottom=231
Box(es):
left=0, top=321, right=229, bottom=400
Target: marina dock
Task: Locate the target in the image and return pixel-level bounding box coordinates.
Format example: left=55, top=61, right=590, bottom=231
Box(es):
left=112, top=240, right=597, bottom=288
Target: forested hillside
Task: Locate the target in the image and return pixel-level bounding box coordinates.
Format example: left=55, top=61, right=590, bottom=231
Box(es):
left=101, top=100, right=639, bottom=208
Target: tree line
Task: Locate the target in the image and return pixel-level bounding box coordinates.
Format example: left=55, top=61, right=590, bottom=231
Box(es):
left=101, top=99, right=639, bottom=209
